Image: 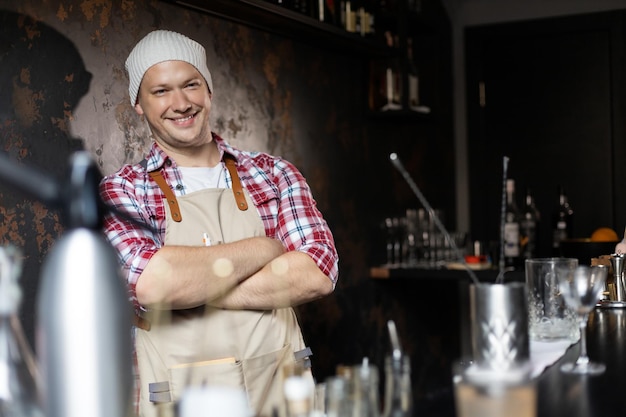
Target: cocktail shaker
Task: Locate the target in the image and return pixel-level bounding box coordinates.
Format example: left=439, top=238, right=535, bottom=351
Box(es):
left=609, top=254, right=626, bottom=302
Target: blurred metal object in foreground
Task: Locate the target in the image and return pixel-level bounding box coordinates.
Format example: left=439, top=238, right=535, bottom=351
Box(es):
left=0, top=150, right=136, bottom=417
left=37, top=227, right=133, bottom=417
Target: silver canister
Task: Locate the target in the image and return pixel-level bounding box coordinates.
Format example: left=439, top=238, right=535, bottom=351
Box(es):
left=36, top=229, right=133, bottom=417
left=609, top=254, right=626, bottom=302
left=470, top=282, right=530, bottom=373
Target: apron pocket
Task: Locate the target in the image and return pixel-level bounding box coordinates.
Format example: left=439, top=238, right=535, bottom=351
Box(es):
left=242, top=344, right=294, bottom=417
left=168, top=357, right=243, bottom=401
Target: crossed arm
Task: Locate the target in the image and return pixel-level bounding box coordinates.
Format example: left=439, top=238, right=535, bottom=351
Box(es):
left=136, top=236, right=334, bottom=310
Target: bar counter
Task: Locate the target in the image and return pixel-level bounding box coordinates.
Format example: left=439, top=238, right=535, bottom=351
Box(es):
left=535, top=308, right=626, bottom=417
left=371, top=267, right=626, bottom=417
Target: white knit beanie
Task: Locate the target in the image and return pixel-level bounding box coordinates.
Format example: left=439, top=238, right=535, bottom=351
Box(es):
left=125, top=30, right=213, bottom=105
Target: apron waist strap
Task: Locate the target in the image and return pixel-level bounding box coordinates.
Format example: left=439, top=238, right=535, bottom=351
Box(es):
left=133, top=312, right=151, bottom=331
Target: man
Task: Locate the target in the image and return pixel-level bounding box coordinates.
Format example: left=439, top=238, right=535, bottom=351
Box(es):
left=99, top=30, right=338, bottom=417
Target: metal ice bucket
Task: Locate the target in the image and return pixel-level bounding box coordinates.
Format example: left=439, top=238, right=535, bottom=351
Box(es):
left=469, top=282, right=530, bottom=372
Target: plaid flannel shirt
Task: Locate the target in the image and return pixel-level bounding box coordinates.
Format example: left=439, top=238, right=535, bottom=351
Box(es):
left=99, top=133, right=339, bottom=312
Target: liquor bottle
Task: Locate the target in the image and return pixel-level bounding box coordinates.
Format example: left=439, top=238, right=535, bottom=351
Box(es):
left=342, top=0, right=357, bottom=32
left=352, top=0, right=374, bottom=37
left=503, top=179, right=522, bottom=268
left=406, top=37, right=420, bottom=111
left=316, top=0, right=338, bottom=25
left=368, top=30, right=397, bottom=112
left=381, top=31, right=402, bottom=111
left=0, top=246, right=44, bottom=417
left=552, top=186, right=574, bottom=255
left=520, top=187, right=541, bottom=259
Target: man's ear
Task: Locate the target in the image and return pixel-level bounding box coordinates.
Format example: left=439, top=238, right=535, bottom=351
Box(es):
left=134, top=102, right=144, bottom=116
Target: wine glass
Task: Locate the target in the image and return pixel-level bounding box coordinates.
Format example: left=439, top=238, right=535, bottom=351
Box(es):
left=557, top=264, right=608, bottom=375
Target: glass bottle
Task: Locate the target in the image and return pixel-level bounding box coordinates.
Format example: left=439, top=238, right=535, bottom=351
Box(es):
left=316, top=0, right=338, bottom=25
left=406, top=37, right=420, bottom=111
left=404, top=209, right=419, bottom=267
left=381, top=31, right=402, bottom=111
left=552, top=186, right=574, bottom=255
left=521, top=187, right=541, bottom=259
left=381, top=355, right=412, bottom=417
left=503, top=179, right=522, bottom=268
left=325, top=375, right=351, bottom=417
left=343, top=0, right=357, bottom=32
left=284, top=375, right=313, bottom=417
left=356, top=1, right=374, bottom=37
left=179, top=386, right=250, bottom=417
left=352, top=358, right=380, bottom=417
left=0, top=246, right=44, bottom=417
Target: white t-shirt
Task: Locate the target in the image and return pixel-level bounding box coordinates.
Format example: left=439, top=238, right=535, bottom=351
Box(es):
left=179, top=164, right=226, bottom=193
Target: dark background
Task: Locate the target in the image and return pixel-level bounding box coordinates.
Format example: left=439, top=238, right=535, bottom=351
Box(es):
left=466, top=11, right=626, bottom=258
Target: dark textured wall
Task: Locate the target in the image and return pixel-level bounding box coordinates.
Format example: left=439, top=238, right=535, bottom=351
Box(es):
left=0, top=0, right=455, bottom=413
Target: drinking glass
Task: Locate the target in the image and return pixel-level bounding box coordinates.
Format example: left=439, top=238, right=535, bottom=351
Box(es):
left=525, top=258, right=579, bottom=342
left=557, top=264, right=608, bottom=375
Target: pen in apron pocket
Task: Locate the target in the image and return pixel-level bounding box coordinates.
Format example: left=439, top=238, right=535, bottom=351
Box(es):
left=202, top=233, right=211, bottom=246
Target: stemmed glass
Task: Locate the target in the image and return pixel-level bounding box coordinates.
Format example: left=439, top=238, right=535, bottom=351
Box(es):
left=557, top=264, right=608, bottom=375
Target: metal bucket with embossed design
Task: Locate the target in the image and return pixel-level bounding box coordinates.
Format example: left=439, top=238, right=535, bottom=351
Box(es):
left=454, top=283, right=535, bottom=417
left=469, top=282, right=530, bottom=373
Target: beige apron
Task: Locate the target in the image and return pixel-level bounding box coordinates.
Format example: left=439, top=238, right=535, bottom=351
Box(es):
left=135, top=158, right=312, bottom=417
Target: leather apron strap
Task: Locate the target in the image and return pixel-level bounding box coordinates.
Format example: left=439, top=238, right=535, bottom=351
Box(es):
left=149, top=155, right=248, bottom=222
left=149, top=171, right=182, bottom=222
left=224, top=155, right=248, bottom=211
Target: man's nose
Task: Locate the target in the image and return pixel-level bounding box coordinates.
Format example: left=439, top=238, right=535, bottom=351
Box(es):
left=171, top=89, right=192, bottom=112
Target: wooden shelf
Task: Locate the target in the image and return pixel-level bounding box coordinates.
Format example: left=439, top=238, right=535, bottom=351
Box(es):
left=370, top=266, right=525, bottom=283
left=366, top=108, right=435, bottom=122
left=162, top=0, right=394, bottom=57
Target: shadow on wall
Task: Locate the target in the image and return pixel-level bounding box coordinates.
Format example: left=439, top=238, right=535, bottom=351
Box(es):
left=0, top=10, right=92, bottom=348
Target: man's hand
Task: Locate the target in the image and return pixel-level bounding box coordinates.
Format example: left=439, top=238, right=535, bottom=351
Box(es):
left=136, top=236, right=285, bottom=309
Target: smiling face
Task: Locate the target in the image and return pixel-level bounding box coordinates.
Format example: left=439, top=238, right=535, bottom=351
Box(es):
left=135, top=60, right=214, bottom=160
